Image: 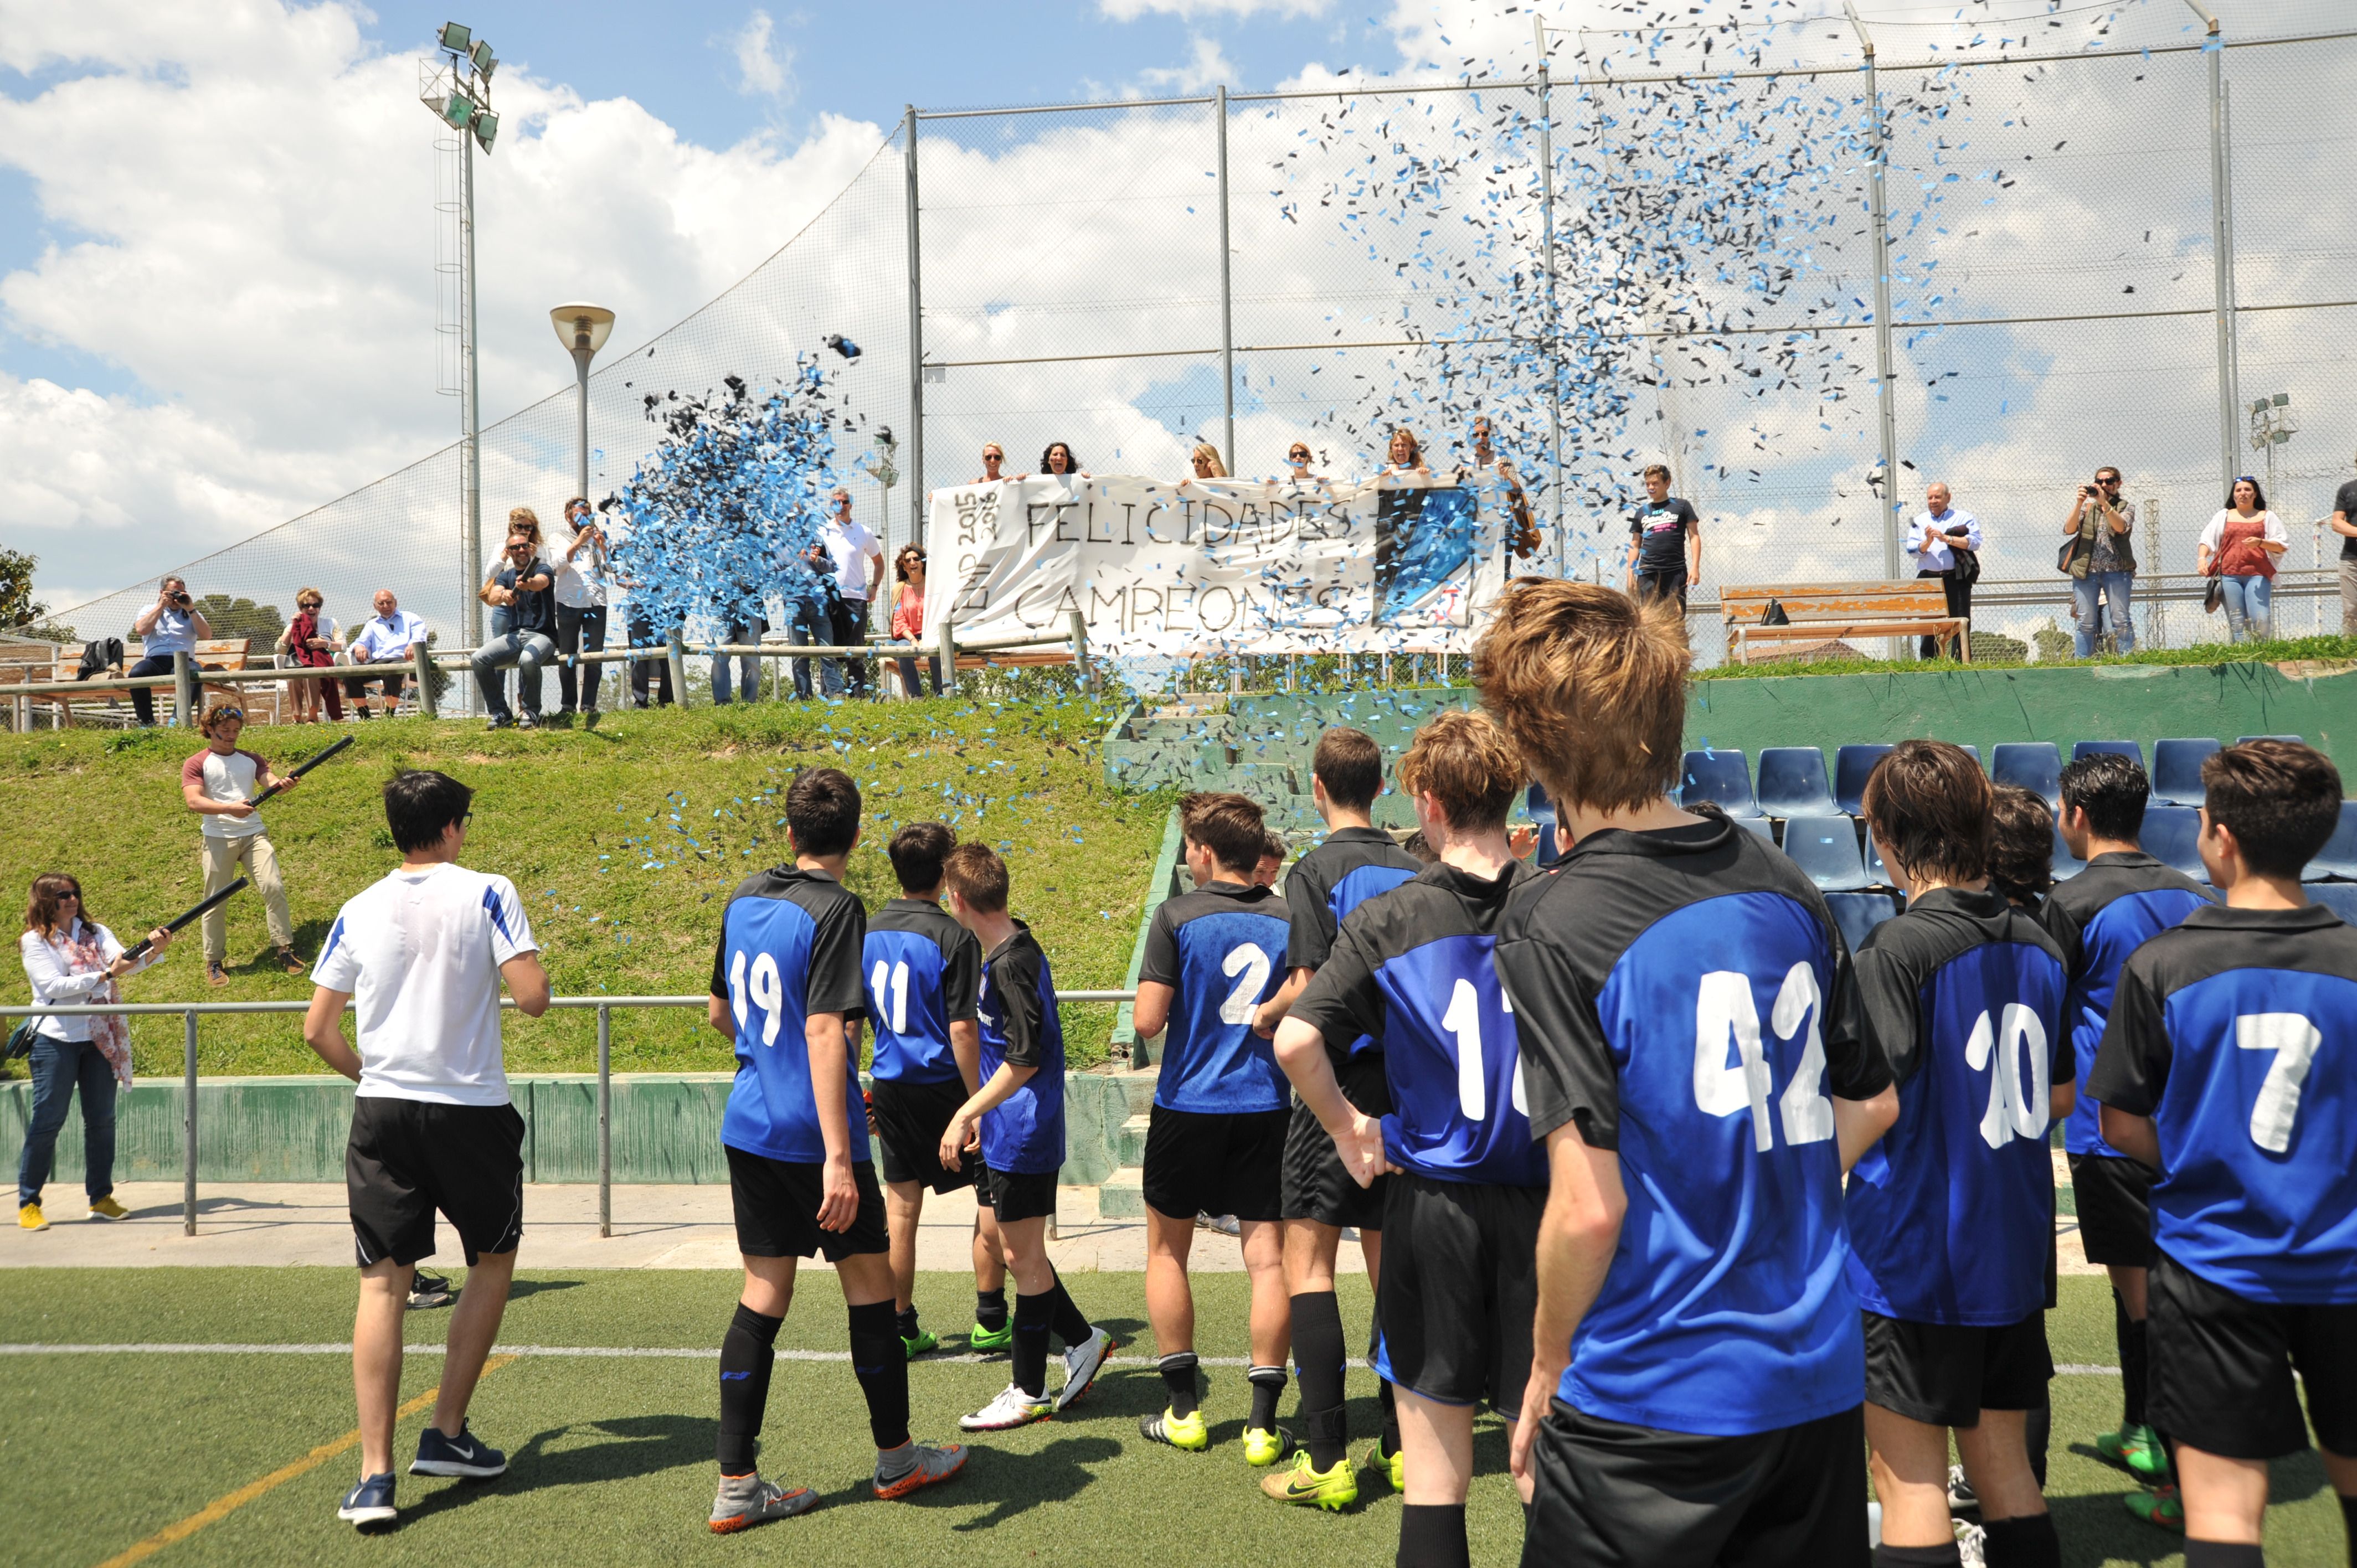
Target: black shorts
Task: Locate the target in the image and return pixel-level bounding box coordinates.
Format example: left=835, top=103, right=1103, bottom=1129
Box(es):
left=2148, top=1249, right=2357, bottom=1461
left=1376, top=1172, right=1543, bottom=1411
left=1141, top=1104, right=1288, bottom=1224
left=869, top=1077, right=976, bottom=1193
left=1281, top=1053, right=1392, bottom=1231
left=725, top=1145, right=889, bottom=1262
left=1862, top=1309, right=2052, bottom=1428
left=1523, top=1400, right=1868, bottom=1568
left=346, top=1097, right=524, bottom=1270
left=2067, top=1152, right=2157, bottom=1268
left=978, top=1165, right=1059, bottom=1224
left=1635, top=568, right=1689, bottom=612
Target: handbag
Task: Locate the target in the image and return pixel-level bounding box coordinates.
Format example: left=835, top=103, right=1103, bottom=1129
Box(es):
left=2056, top=536, right=2080, bottom=574
left=1950, top=546, right=1982, bottom=587
left=2204, top=575, right=2225, bottom=615
left=5, top=1020, right=39, bottom=1062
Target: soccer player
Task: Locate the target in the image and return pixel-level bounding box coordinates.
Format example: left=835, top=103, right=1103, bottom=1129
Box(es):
left=1481, top=581, right=1900, bottom=1567
left=862, top=821, right=1008, bottom=1359
left=2040, top=752, right=2212, bottom=1499
left=1254, top=726, right=1423, bottom=1499
left=2089, top=740, right=2357, bottom=1566
left=1268, top=710, right=1546, bottom=1549
left=303, top=769, right=548, bottom=1530
left=1848, top=741, right=2070, bottom=1568
left=1131, top=791, right=1295, bottom=1458
left=704, top=767, right=965, bottom=1532
left=938, top=843, right=1115, bottom=1430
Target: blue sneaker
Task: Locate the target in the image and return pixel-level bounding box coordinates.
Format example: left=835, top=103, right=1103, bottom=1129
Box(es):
left=338, top=1472, right=397, bottom=1528
left=411, top=1420, right=507, bottom=1478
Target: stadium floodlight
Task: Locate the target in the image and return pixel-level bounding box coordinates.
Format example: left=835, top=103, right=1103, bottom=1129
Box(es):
left=438, top=21, right=471, bottom=54
left=472, top=108, right=500, bottom=152
left=552, top=305, right=617, bottom=507
left=470, top=38, right=496, bottom=79
left=438, top=90, right=476, bottom=130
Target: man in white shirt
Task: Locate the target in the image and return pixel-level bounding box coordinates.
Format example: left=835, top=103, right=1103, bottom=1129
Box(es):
left=346, top=590, right=428, bottom=720
left=820, top=488, right=883, bottom=700
left=552, top=497, right=610, bottom=723
left=181, top=703, right=303, bottom=984
left=304, top=768, right=550, bottom=1531
left=127, top=575, right=211, bottom=727
left=1909, top=481, right=1983, bottom=660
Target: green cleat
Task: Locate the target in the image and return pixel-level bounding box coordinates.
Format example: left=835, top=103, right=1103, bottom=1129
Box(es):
left=1262, top=1450, right=1358, bottom=1510
left=2123, top=1483, right=2184, bottom=1535
left=2095, top=1423, right=2168, bottom=1481
left=967, top=1320, right=1013, bottom=1354
left=900, top=1328, right=940, bottom=1359
left=1366, top=1439, right=1404, bottom=1492
left=1140, top=1407, right=1210, bottom=1451
left=1242, top=1425, right=1292, bottom=1467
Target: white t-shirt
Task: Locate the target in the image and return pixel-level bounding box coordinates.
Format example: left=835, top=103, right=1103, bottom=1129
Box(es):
left=142, top=605, right=199, bottom=656
left=822, top=519, right=881, bottom=601
left=182, top=746, right=269, bottom=840
left=554, top=526, right=609, bottom=609
left=312, top=862, right=538, bottom=1106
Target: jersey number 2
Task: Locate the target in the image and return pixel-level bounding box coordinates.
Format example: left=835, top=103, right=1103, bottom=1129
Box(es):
left=871, top=959, right=910, bottom=1034
left=1219, top=943, right=1273, bottom=1025
left=729, top=949, right=784, bottom=1047
left=1694, top=963, right=1833, bottom=1152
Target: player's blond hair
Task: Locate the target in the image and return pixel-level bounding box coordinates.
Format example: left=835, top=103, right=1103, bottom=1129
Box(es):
left=1398, top=710, right=1524, bottom=835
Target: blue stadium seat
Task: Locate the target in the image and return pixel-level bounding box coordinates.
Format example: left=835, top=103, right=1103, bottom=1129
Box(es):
left=1679, top=749, right=1759, bottom=817
left=1785, top=822, right=1869, bottom=892
left=1731, top=815, right=1776, bottom=843
left=2050, top=821, right=2086, bottom=882
left=1955, top=744, right=1982, bottom=766
left=1864, top=832, right=1892, bottom=886
left=2237, top=735, right=2303, bottom=745
left=2305, top=802, right=2357, bottom=883
left=2142, top=806, right=2208, bottom=884
left=1833, top=745, right=1893, bottom=817
left=2072, top=739, right=2143, bottom=770
left=2311, top=883, right=2357, bottom=924
left=1826, top=891, right=1900, bottom=953
left=1991, top=742, right=2063, bottom=808
left=2149, top=738, right=2222, bottom=807
left=1756, top=747, right=1842, bottom=819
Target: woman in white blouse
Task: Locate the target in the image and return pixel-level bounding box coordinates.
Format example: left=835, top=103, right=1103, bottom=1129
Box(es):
left=17, top=874, right=175, bottom=1231
left=2196, top=475, right=2289, bottom=643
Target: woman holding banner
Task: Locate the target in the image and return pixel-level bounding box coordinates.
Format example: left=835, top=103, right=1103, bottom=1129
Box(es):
left=1187, top=442, right=1229, bottom=482
left=1021, top=441, right=1089, bottom=482
left=973, top=444, right=1008, bottom=485
left=1280, top=442, right=1329, bottom=486
left=1379, top=429, right=1429, bottom=479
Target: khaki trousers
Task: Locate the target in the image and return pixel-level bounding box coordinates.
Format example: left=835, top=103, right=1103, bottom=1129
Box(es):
left=2341, top=556, right=2357, bottom=637
left=201, top=833, right=294, bottom=963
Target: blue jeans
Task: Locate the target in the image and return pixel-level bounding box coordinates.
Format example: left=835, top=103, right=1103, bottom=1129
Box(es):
left=2221, top=574, right=2272, bottom=643
left=710, top=616, right=768, bottom=704
left=2072, top=571, right=2136, bottom=657
left=895, top=654, right=943, bottom=698
left=126, top=653, right=177, bottom=726
left=784, top=598, right=829, bottom=699
left=471, top=630, right=555, bottom=719
left=17, top=1038, right=117, bottom=1208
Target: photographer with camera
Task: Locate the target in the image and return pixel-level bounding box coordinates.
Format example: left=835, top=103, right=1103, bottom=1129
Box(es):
left=2060, top=466, right=2138, bottom=657
left=127, top=576, right=210, bottom=727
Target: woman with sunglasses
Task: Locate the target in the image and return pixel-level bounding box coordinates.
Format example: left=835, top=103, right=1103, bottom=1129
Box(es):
left=277, top=587, right=344, bottom=723
left=1185, top=442, right=1228, bottom=483
left=974, top=445, right=1009, bottom=485
left=18, top=874, right=177, bottom=1231
left=1278, top=442, right=1326, bottom=486
left=889, top=545, right=942, bottom=698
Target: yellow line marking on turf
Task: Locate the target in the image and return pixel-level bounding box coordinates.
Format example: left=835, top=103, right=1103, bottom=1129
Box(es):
left=92, top=1354, right=517, bottom=1568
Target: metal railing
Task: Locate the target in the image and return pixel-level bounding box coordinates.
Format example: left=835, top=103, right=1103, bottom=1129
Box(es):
left=0, top=988, right=1137, bottom=1236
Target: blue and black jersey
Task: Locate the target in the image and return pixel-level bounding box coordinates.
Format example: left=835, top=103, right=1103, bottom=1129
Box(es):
left=1495, top=817, right=1889, bottom=1438
left=1282, top=825, right=1423, bottom=1061
left=976, top=921, right=1065, bottom=1177
left=1845, top=888, right=2070, bottom=1327
left=1291, top=858, right=1545, bottom=1187
left=1140, top=880, right=1292, bottom=1113
left=862, top=896, right=981, bottom=1087
left=2041, top=851, right=2214, bottom=1158
left=2088, top=902, right=2357, bottom=1306
left=709, top=866, right=870, bottom=1165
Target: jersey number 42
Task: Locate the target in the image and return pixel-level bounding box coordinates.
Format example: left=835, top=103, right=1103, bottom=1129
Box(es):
left=1694, top=963, right=1833, bottom=1152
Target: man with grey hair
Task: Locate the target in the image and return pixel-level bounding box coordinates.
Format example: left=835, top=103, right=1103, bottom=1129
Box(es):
left=127, top=576, right=211, bottom=726
left=1909, top=481, right=1982, bottom=659
left=819, top=487, right=883, bottom=700
left=2330, top=454, right=2357, bottom=636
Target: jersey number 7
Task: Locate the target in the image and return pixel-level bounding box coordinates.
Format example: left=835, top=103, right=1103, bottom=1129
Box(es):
left=2240, top=1012, right=2324, bottom=1154
left=1693, top=964, right=1833, bottom=1152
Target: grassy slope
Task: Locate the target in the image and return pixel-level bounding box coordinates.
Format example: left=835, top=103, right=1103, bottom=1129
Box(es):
left=0, top=1271, right=2342, bottom=1567
left=0, top=697, right=1166, bottom=1076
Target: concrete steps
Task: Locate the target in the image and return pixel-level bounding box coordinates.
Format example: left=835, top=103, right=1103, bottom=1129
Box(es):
left=1094, top=1071, right=1160, bottom=1219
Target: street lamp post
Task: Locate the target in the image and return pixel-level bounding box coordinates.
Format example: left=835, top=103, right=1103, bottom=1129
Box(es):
left=549, top=305, right=617, bottom=504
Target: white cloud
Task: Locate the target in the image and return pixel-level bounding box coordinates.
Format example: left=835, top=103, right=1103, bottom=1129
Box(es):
left=1101, top=0, right=1330, bottom=20
left=729, top=9, right=792, bottom=100
left=1139, top=35, right=1240, bottom=94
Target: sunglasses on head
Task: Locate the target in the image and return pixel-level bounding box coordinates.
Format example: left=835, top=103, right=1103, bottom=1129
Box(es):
left=213, top=708, right=244, bottom=722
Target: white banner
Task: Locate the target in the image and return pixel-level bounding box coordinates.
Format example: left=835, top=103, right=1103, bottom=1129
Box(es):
left=924, top=473, right=1529, bottom=659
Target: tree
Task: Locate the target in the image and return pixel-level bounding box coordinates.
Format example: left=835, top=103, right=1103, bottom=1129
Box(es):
left=192, top=593, right=287, bottom=647
left=0, top=547, right=48, bottom=630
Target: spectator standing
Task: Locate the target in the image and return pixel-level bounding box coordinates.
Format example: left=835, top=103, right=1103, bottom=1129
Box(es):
left=126, top=576, right=210, bottom=727
left=605, top=510, right=675, bottom=710
left=1187, top=443, right=1229, bottom=482
left=472, top=530, right=557, bottom=730
left=1465, top=416, right=1540, bottom=560
left=709, top=585, right=768, bottom=709
left=182, top=701, right=305, bottom=984
left=973, top=444, right=1008, bottom=485
left=1622, top=463, right=1701, bottom=611
left=1022, top=442, right=1088, bottom=481
left=17, top=874, right=176, bottom=1231
left=1908, top=481, right=1983, bottom=659
left=2332, top=455, right=2357, bottom=637
left=781, top=537, right=832, bottom=702
left=889, top=545, right=941, bottom=699
left=344, top=591, right=426, bottom=720
left=1279, top=442, right=1327, bottom=486
left=2062, top=467, right=2139, bottom=657
left=820, top=488, right=883, bottom=700
left=1378, top=429, right=1429, bottom=479
left=2196, top=476, right=2288, bottom=644
left=552, top=498, right=609, bottom=724
left=277, top=588, right=344, bottom=723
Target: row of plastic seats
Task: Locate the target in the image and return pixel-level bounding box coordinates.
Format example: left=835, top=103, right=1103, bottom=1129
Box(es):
left=1821, top=881, right=2357, bottom=951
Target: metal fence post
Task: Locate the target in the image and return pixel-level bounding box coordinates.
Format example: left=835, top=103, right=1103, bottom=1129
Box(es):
left=597, top=1003, right=612, bottom=1240
left=172, top=651, right=193, bottom=728
left=2145, top=497, right=2165, bottom=650
left=936, top=613, right=958, bottom=695
left=413, top=641, right=440, bottom=719
left=1534, top=20, right=1566, bottom=577
left=904, top=105, right=928, bottom=548
left=183, top=1008, right=199, bottom=1236
left=1067, top=608, right=1093, bottom=694
left=1843, top=2, right=1902, bottom=587
left=666, top=633, right=689, bottom=707
left=2183, top=1, right=2238, bottom=499
left=1216, top=86, right=1236, bottom=470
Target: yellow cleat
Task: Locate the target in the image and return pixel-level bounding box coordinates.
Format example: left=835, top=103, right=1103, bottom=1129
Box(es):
left=1243, top=1426, right=1291, bottom=1467
left=1139, top=1406, right=1210, bottom=1452
left=87, top=1196, right=129, bottom=1221
left=19, top=1203, right=49, bottom=1232
left=1367, top=1439, right=1404, bottom=1492
left=1262, top=1450, right=1357, bottom=1510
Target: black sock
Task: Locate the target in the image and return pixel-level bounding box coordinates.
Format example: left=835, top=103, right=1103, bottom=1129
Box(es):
left=1291, top=1291, right=1349, bottom=1468
left=716, top=1302, right=781, bottom=1472
left=2121, top=1311, right=2150, bottom=1429
left=2183, top=1544, right=2266, bottom=1568
left=1397, top=1503, right=1470, bottom=1568
left=1380, top=1376, right=1402, bottom=1457
left=1012, top=1291, right=1054, bottom=1398
left=1248, top=1365, right=1286, bottom=1431
left=1046, top=1272, right=1094, bottom=1349
left=2025, top=1396, right=2052, bottom=1491
left=1981, top=1514, right=2061, bottom=1568
left=895, top=1306, right=919, bottom=1341
left=976, top=1287, right=1008, bottom=1332
left=1159, top=1352, right=1200, bottom=1419
left=845, top=1300, right=910, bottom=1451
left=1874, top=1546, right=1962, bottom=1567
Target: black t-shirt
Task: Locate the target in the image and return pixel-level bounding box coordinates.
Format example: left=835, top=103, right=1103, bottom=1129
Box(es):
left=1629, top=498, right=1700, bottom=574
left=493, top=556, right=558, bottom=637
left=2336, top=479, right=2357, bottom=560
left=1281, top=826, right=1425, bottom=972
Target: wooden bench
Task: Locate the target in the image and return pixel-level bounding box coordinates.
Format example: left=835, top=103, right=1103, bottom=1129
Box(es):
left=1720, top=582, right=1969, bottom=665
left=37, top=637, right=256, bottom=726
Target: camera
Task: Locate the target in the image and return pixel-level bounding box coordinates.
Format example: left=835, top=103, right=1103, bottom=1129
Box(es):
left=169, top=590, right=192, bottom=606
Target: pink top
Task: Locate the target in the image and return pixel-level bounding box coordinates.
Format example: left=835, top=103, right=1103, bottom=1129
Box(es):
left=890, top=583, right=925, bottom=641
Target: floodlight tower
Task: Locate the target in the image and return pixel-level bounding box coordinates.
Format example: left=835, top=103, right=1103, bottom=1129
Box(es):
left=419, top=22, right=501, bottom=651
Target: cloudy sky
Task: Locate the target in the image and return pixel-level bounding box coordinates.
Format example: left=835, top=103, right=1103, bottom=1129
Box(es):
left=6, top=0, right=2351, bottom=627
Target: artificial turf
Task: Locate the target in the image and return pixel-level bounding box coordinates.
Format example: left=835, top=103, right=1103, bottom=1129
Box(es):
left=0, top=1270, right=2345, bottom=1567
